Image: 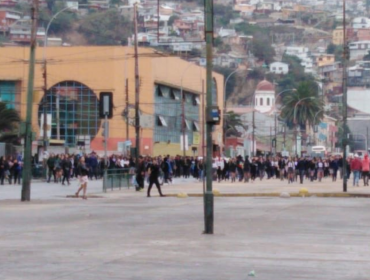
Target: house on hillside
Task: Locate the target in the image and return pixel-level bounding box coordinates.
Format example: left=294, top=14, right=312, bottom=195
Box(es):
left=269, top=62, right=289, bottom=75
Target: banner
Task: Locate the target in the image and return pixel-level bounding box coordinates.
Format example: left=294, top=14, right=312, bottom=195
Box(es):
left=193, top=132, right=200, bottom=145
left=180, top=134, right=188, bottom=151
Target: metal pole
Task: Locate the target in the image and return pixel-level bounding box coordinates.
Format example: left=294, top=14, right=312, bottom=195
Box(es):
left=134, top=3, right=140, bottom=166
left=202, top=79, right=205, bottom=158
left=21, top=0, right=38, bottom=201
left=104, top=115, right=108, bottom=164
left=181, top=85, right=186, bottom=157
left=342, top=0, right=348, bottom=192
left=252, top=103, right=255, bottom=157
left=42, top=60, right=48, bottom=180
left=274, top=113, right=277, bottom=154
left=204, top=0, right=214, bottom=234
left=125, top=78, right=129, bottom=142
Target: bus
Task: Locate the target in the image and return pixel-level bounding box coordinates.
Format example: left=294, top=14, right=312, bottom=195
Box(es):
left=310, top=145, right=326, bottom=158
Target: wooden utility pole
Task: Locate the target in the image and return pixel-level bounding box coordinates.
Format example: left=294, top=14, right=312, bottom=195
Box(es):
left=21, top=0, right=39, bottom=201
left=134, top=3, right=140, bottom=166
left=342, top=0, right=348, bottom=192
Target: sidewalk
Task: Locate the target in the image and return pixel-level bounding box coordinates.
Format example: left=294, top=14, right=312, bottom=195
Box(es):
left=1, top=176, right=369, bottom=200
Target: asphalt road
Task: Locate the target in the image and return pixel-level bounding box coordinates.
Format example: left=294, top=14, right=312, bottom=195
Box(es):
left=1, top=195, right=370, bottom=280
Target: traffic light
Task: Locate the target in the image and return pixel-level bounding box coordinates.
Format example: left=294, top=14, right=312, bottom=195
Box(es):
left=99, top=92, right=113, bottom=119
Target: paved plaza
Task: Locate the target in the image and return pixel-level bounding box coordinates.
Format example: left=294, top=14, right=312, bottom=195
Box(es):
left=1, top=178, right=370, bottom=280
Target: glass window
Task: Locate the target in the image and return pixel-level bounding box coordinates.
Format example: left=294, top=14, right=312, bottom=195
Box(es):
left=267, top=98, right=270, bottom=106
left=193, top=121, right=200, bottom=131
left=38, top=81, right=100, bottom=147
left=0, top=81, right=16, bottom=109
left=260, top=98, right=263, bottom=106
left=157, top=115, right=168, bottom=127
left=185, top=119, right=191, bottom=130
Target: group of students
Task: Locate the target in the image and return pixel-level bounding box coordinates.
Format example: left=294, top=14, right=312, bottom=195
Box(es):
left=211, top=154, right=370, bottom=187
left=0, top=155, right=23, bottom=185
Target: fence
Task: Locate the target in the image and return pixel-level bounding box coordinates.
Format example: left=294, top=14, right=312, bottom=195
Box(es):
left=103, top=168, right=132, bottom=192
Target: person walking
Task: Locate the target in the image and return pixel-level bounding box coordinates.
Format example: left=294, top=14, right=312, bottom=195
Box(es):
left=75, top=157, right=89, bottom=199
left=136, top=156, right=145, bottom=191
left=62, top=155, right=72, bottom=185
left=350, top=155, right=362, bottom=187
left=147, top=160, right=165, bottom=197
left=361, top=154, right=370, bottom=186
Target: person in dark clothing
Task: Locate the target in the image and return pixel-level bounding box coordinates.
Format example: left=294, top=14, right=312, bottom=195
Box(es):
left=0, top=156, right=5, bottom=185
left=47, top=154, right=56, bottom=183
left=243, top=156, right=251, bottom=182
left=147, top=161, right=165, bottom=197
left=10, top=159, right=20, bottom=185
left=89, top=154, right=98, bottom=180
left=297, top=158, right=306, bottom=184
left=61, top=155, right=72, bottom=185
left=136, top=156, right=145, bottom=191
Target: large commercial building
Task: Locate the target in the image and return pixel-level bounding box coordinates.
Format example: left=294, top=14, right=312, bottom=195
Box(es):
left=0, top=46, right=224, bottom=156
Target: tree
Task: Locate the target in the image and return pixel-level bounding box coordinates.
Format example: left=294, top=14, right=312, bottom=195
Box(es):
left=280, top=81, right=324, bottom=129
left=0, top=102, right=21, bottom=144
left=224, top=111, right=246, bottom=137
left=79, top=9, right=132, bottom=45
left=168, top=15, right=179, bottom=26
left=251, top=36, right=275, bottom=64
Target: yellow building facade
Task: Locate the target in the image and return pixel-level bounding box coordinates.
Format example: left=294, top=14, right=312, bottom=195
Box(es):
left=0, top=46, right=224, bottom=156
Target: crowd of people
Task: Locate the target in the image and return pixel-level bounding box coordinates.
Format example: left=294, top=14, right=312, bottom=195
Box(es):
left=2, top=151, right=369, bottom=198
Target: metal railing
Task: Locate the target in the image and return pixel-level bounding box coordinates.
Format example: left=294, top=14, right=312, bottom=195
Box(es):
left=103, top=168, right=132, bottom=192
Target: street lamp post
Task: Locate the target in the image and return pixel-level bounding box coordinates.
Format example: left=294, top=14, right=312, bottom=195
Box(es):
left=313, top=109, right=323, bottom=144
left=180, top=63, right=196, bottom=157
left=293, top=96, right=315, bottom=156
left=43, top=4, right=90, bottom=143
left=223, top=69, right=243, bottom=154
left=272, top=88, right=296, bottom=154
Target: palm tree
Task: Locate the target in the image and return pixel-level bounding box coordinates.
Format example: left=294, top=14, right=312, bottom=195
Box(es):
left=0, top=102, right=21, bottom=144
left=280, top=81, right=324, bottom=129
left=224, top=111, right=246, bottom=137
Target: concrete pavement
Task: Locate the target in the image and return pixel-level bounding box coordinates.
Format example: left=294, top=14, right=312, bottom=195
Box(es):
left=1, top=196, right=370, bottom=280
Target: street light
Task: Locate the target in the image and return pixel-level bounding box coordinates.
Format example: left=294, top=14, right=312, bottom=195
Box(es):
left=43, top=4, right=91, bottom=143
left=180, top=63, right=196, bottom=157
left=272, top=88, right=296, bottom=153
left=293, top=96, right=315, bottom=156
left=313, top=109, right=324, bottom=144
left=223, top=68, right=251, bottom=154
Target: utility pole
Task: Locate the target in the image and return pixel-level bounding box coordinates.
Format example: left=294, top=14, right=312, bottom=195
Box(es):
left=134, top=3, right=140, bottom=167
left=342, top=0, right=348, bottom=193
left=202, top=80, right=205, bottom=158
left=274, top=113, right=277, bottom=154
left=21, top=0, right=38, bottom=201
left=204, top=0, right=214, bottom=234
left=181, top=88, right=186, bottom=157
left=42, top=58, right=48, bottom=180
left=252, top=107, right=255, bottom=156
left=125, top=78, right=129, bottom=142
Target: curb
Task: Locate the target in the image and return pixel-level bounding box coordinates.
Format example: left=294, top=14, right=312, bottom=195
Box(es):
left=166, top=193, right=370, bottom=198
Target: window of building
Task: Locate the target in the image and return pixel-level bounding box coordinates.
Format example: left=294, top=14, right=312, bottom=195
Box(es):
left=185, top=119, right=191, bottom=130
left=170, top=89, right=180, bottom=100
left=157, top=115, right=168, bottom=127
left=193, top=121, right=200, bottom=132
left=157, top=86, right=163, bottom=97
left=267, top=98, right=270, bottom=106
left=193, top=95, right=200, bottom=106
left=38, top=81, right=101, bottom=147
left=260, top=98, right=263, bottom=106
left=0, top=81, right=17, bottom=109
